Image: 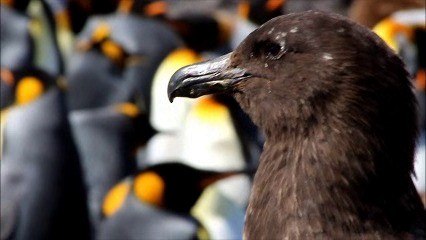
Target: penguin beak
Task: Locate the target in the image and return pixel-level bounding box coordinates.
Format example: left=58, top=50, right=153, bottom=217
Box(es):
left=167, top=53, right=251, bottom=102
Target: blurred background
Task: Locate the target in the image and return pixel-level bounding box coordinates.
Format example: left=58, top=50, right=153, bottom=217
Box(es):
left=0, top=0, right=424, bottom=239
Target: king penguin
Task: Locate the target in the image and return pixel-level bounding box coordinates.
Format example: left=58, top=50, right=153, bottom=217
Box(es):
left=1, top=68, right=91, bottom=240
left=66, top=9, right=182, bottom=232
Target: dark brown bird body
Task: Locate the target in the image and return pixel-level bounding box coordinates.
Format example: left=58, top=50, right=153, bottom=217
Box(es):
left=168, top=11, right=426, bottom=239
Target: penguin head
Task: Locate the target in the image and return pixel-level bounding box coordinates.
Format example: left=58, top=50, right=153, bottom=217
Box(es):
left=1, top=67, right=56, bottom=109
left=165, top=14, right=232, bottom=53
left=1, top=0, right=31, bottom=12
left=101, top=162, right=251, bottom=217
left=76, top=23, right=139, bottom=70
left=238, top=0, right=285, bottom=25
left=117, top=0, right=168, bottom=18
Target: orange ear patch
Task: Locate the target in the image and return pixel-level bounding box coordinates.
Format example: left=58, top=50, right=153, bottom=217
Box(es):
left=265, top=0, right=285, bottom=12
left=1, top=0, right=14, bottom=7
left=134, top=171, right=165, bottom=207
left=1, top=69, right=14, bottom=86
left=143, top=1, right=167, bottom=16
left=92, top=23, right=111, bottom=43
left=102, top=181, right=131, bottom=217
left=416, top=69, right=425, bottom=91
left=168, top=48, right=201, bottom=63
left=55, top=10, right=71, bottom=29
left=115, top=103, right=140, bottom=118
left=101, top=40, right=125, bottom=64
left=373, top=18, right=413, bottom=51
left=238, top=1, right=250, bottom=18
left=118, top=0, right=134, bottom=13
left=16, top=77, right=44, bottom=105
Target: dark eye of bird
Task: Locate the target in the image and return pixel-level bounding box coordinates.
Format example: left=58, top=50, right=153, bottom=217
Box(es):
left=251, top=40, right=284, bottom=60
left=264, top=41, right=281, bottom=57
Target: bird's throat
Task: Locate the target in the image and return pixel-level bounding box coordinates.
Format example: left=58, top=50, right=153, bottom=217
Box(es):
left=244, top=133, right=398, bottom=239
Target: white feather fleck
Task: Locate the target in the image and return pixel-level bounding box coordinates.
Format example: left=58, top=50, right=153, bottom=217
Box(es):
left=322, top=53, right=333, bottom=61
left=278, top=189, right=282, bottom=203
left=290, top=27, right=298, bottom=33
left=275, top=32, right=287, bottom=40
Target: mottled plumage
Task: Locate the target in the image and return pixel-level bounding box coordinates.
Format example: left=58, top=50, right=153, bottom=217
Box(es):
left=168, top=11, right=426, bottom=239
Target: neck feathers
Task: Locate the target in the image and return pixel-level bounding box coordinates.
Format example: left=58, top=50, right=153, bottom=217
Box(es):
left=244, top=119, right=424, bottom=239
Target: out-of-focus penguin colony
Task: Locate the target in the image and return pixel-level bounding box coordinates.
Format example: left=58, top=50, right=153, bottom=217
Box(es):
left=0, top=0, right=424, bottom=239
